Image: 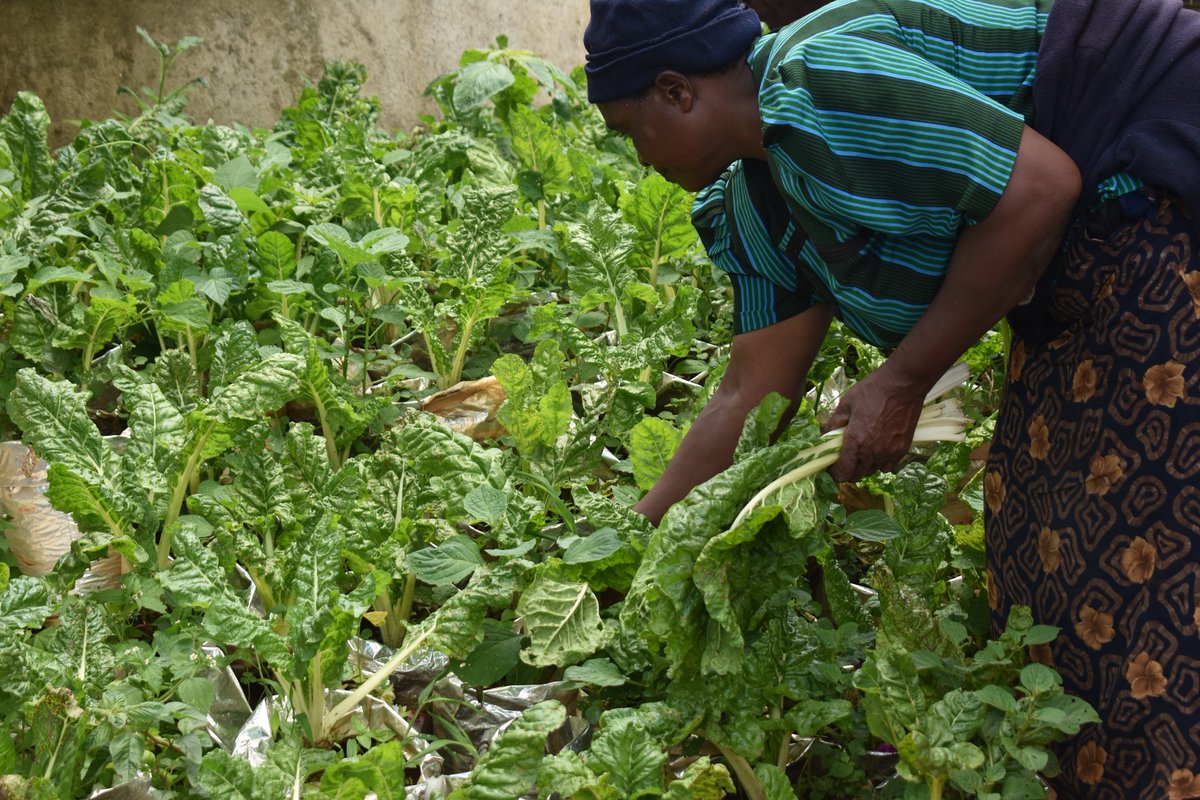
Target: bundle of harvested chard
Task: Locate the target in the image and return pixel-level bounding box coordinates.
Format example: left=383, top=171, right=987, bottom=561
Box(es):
left=732, top=362, right=972, bottom=529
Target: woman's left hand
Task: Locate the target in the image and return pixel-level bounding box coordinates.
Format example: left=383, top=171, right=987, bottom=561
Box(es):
left=822, top=361, right=929, bottom=483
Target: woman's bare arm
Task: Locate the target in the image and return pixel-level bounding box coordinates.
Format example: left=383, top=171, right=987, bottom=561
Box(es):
left=634, top=304, right=834, bottom=524
left=825, top=125, right=1082, bottom=481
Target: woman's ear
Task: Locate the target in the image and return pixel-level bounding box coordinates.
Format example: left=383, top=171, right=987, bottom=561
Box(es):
left=653, top=71, right=696, bottom=110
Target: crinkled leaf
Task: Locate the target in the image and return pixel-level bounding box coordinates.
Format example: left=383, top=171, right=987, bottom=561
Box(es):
left=206, top=352, right=304, bottom=424
left=619, top=172, right=697, bottom=281
left=7, top=369, right=110, bottom=484
left=508, top=106, right=573, bottom=197
left=537, top=750, right=618, bottom=800
left=124, top=381, right=185, bottom=475
left=629, top=417, right=684, bottom=492
left=448, top=700, right=564, bottom=800
left=198, top=184, right=246, bottom=236
left=45, top=462, right=130, bottom=536
left=319, top=740, right=408, bottom=800
left=197, top=749, right=290, bottom=799
left=587, top=718, right=667, bottom=798
left=691, top=477, right=823, bottom=675
left=425, top=564, right=521, bottom=659
left=493, top=339, right=573, bottom=455
left=517, top=567, right=610, bottom=668
left=930, top=689, right=986, bottom=742
left=620, top=434, right=816, bottom=677
left=1, top=92, right=53, bottom=200
left=209, top=320, right=261, bottom=392
left=561, top=205, right=635, bottom=320
left=663, top=758, right=735, bottom=800
left=0, top=576, right=53, bottom=631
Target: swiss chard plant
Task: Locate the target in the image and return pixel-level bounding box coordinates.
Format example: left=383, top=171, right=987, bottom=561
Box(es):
left=0, top=30, right=1093, bottom=800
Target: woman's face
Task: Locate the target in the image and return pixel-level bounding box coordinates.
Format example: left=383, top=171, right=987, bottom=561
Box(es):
left=598, top=88, right=731, bottom=192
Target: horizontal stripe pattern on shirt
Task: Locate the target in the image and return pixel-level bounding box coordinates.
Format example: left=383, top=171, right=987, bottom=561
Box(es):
left=696, top=0, right=1052, bottom=345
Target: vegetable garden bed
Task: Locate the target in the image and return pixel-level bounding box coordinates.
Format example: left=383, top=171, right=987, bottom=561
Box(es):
left=0, top=31, right=1095, bottom=800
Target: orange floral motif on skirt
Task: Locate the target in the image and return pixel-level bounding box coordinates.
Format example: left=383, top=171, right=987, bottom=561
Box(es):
left=987, top=188, right=1200, bottom=797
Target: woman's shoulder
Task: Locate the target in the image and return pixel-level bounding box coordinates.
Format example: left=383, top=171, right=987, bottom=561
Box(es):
left=749, top=1, right=902, bottom=90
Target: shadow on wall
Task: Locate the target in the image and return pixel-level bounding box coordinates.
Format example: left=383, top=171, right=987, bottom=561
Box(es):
left=0, top=0, right=590, bottom=147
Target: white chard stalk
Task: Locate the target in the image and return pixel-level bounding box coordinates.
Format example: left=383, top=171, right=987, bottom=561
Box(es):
left=732, top=363, right=972, bottom=529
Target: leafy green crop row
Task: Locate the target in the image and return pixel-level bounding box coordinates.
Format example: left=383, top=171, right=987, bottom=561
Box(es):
left=0, top=30, right=1090, bottom=800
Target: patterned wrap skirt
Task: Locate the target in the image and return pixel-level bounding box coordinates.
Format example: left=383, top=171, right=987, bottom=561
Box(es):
left=986, top=187, right=1200, bottom=799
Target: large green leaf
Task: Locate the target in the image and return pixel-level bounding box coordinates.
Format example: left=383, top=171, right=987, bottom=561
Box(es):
left=197, top=749, right=290, bottom=799
left=425, top=564, right=521, bottom=659
left=124, top=381, right=186, bottom=475
left=628, top=417, right=684, bottom=492
left=493, top=339, right=573, bottom=455
left=537, top=751, right=619, bottom=800
left=319, top=741, right=408, bottom=799
left=7, top=368, right=110, bottom=484
left=517, top=566, right=610, bottom=668
left=620, top=427, right=824, bottom=679
left=619, top=171, right=696, bottom=281
left=408, top=534, right=484, bottom=587
left=587, top=718, right=667, bottom=799
left=0, top=576, right=53, bottom=632
left=508, top=106, right=573, bottom=198
left=44, top=463, right=129, bottom=536
left=448, top=700, right=564, bottom=800
left=0, top=92, right=53, bottom=200
left=452, top=60, right=516, bottom=114
left=663, top=758, right=735, bottom=800
left=561, top=205, right=636, bottom=323
left=206, top=352, right=304, bottom=424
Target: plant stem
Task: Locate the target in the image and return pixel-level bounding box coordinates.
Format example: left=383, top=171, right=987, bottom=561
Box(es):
left=77, top=612, right=89, bottom=682
left=773, top=706, right=789, bottom=771
left=324, top=627, right=433, bottom=729
left=716, top=745, right=766, bottom=800
left=447, top=314, right=476, bottom=389
left=361, top=305, right=373, bottom=393
left=373, top=591, right=406, bottom=648
left=44, top=717, right=70, bottom=780
left=612, top=299, right=628, bottom=340
left=311, top=387, right=341, bottom=469
left=397, top=573, right=417, bottom=626
left=308, top=652, right=325, bottom=744
left=160, top=422, right=215, bottom=567
left=650, top=204, right=665, bottom=287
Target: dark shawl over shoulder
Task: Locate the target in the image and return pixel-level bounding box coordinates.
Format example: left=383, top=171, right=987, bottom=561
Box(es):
left=1033, top=0, right=1200, bottom=220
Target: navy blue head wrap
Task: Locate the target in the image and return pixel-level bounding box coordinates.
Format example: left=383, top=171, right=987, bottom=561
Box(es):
left=584, top=0, right=763, bottom=103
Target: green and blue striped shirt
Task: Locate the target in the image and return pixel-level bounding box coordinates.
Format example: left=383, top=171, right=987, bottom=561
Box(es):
left=694, top=0, right=1059, bottom=346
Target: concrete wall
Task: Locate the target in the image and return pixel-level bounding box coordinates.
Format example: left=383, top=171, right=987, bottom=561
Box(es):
left=0, top=0, right=591, bottom=147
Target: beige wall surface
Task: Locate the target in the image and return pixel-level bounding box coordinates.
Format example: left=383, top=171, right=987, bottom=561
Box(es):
left=0, top=0, right=590, bottom=147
